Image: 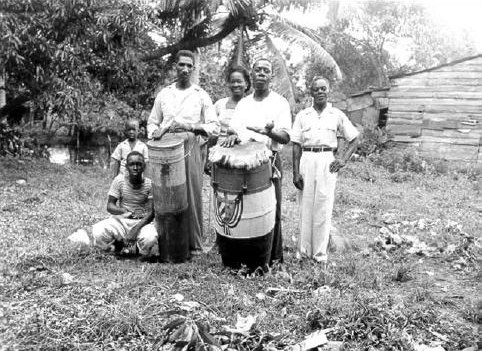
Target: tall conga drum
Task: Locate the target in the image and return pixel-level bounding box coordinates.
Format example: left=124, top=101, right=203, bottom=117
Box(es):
left=148, top=134, right=189, bottom=262
left=209, top=142, right=275, bottom=271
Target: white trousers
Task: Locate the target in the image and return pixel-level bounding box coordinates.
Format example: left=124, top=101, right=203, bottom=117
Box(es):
left=297, top=151, right=337, bottom=261
left=92, top=217, right=159, bottom=256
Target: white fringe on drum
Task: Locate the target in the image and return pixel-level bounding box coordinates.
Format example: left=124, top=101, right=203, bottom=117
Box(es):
left=208, top=141, right=271, bottom=170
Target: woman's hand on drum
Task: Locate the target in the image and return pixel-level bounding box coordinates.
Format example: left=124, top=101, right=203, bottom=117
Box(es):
left=220, top=134, right=239, bottom=148
left=293, top=172, right=304, bottom=190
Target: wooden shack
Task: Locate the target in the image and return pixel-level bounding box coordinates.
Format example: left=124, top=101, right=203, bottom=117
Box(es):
left=387, top=54, right=482, bottom=163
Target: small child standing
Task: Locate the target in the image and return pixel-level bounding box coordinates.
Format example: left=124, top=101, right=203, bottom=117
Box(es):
left=111, top=119, right=149, bottom=177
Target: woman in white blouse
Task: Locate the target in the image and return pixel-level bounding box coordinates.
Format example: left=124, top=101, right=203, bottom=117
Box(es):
left=214, top=65, right=251, bottom=136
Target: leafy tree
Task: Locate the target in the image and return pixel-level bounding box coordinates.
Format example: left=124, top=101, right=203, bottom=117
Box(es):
left=143, top=0, right=341, bottom=108
left=0, top=0, right=162, bottom=137
left=309, top=0, right=478, bottom=95
left=1, top=0, right=342, bottom=136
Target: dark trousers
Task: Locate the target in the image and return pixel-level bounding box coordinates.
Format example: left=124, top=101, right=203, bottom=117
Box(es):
left=270, top=153, right=283, bottom=264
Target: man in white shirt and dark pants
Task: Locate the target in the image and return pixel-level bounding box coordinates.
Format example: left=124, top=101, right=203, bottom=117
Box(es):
left=224, top=58, right=292, bottom=265
left=291, top=76, right=359, bottom=264
left=147, top=50, right=220, bottom=255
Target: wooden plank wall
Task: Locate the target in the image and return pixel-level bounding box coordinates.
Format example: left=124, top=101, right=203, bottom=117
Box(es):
left=387, top=56, right=482, bottom=163
left=332, top=90, right=388, bottom=128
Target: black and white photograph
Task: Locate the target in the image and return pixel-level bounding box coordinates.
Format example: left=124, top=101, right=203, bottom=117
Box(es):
left=0, top=0, right=480, bottom=350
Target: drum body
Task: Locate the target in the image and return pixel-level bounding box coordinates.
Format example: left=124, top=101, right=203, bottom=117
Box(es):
left=147, top=135, right=188, bottom=214
left=210, top=142, right=275, bottom=271
left=148, top=134, right=189, bottom=262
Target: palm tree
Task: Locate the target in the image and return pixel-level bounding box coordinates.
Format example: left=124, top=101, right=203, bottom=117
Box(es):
left=142, top=0, right=341, bottom=107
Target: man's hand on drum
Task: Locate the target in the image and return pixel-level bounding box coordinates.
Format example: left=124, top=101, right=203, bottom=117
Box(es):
left=152, top=127, right=166, bottom=140
left=220, top=134, right=239, bottom=148
left=246, top=121, right=275, bottom=136
left=293, top=172, right=304, bottom=190
left=170, top=121, right=193, bottom=133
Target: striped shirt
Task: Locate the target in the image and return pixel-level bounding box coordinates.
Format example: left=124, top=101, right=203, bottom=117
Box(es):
left=108, top=175, right=153, bottom=216
left=111, top=139, right=149, bottom=175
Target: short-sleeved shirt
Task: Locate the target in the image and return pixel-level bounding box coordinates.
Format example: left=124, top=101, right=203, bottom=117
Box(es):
left=214, top=97, right=236, bottom=133
left=291, top=105, right=359, bottom=148
left=108, top=175, right=153, bottom=216
left=147, top=83, right=219, bottom=138
left=111, top=139, right=149, bottom=175
left=229, top=91, right=292, bottom=151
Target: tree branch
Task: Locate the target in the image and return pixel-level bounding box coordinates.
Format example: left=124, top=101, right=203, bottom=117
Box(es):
left=140, top=16, right=242, bottom=61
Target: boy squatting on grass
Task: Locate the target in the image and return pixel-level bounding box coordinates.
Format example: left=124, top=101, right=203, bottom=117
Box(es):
left=68, top=151, right=158, bottom=256
left=111, top=119, right=149, bottom=178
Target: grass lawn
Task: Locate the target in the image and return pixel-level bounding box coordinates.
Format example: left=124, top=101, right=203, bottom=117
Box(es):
left=0, top=150, right=480, bottom=350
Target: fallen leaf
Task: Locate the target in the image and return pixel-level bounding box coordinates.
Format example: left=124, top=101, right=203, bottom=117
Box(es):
left=61, top=272, right=75, bottom=285
left=289, top=330, right=328, bottom=351
left=171, top=293, right=184, bottom=302
left=255, top=293, right=266, bottom=301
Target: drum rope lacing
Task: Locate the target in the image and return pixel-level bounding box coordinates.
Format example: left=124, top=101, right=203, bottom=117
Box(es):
left=213, top=191, right=243, bottom=237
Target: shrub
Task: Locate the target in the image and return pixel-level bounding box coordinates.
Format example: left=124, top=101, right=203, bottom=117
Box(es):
left=369, top=147, right=449, bottom=175
left=356, top=126, right=393, bottom=157
left=0, top=120, right=49, bottom=158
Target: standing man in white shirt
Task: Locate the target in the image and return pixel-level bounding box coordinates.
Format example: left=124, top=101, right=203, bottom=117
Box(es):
left=291, top=76, right=359, bottom=264
left=147, top=50, right=220, bottom=256
left=223, top=58, right=291, bottom=265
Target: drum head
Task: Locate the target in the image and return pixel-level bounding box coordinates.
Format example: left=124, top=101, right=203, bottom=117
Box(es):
left=148, top=134, right=184, bottom=150
left=209, top=141, right=271, bottom=169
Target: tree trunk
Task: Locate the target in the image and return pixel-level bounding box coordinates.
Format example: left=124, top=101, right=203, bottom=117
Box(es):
left=0, top=69, right=5, bottom=109
left=192, top=50, right=200, bottom=85
left=233, top=26, right=245, bottom=67
left=327, top=0, right=340, bottom=26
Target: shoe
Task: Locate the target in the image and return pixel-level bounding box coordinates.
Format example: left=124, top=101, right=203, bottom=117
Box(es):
left=120, top=242, right=138, bottom=256
left=190, top=249, right=203, bottom=257
left=113, top=241, right=124, bottom=253
left=313, top=255, right=328, bottom=270
left=313, top=254, right=328, bottom=263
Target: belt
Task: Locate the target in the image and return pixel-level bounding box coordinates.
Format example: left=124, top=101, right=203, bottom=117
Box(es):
left=302, top=146, right=334, bottom=152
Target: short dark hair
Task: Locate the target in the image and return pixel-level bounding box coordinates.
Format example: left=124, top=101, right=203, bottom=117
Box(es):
left=125, top=119, right=139, bottom=129
left=227, top=65, right=251, bottom=92
left=310, top=76, right=330, bottom=89
left=126, top=151, right=145, bottom=164
left=175, top=50, right=195, bottom=64
left=252, top=58, right=273, bottom=71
